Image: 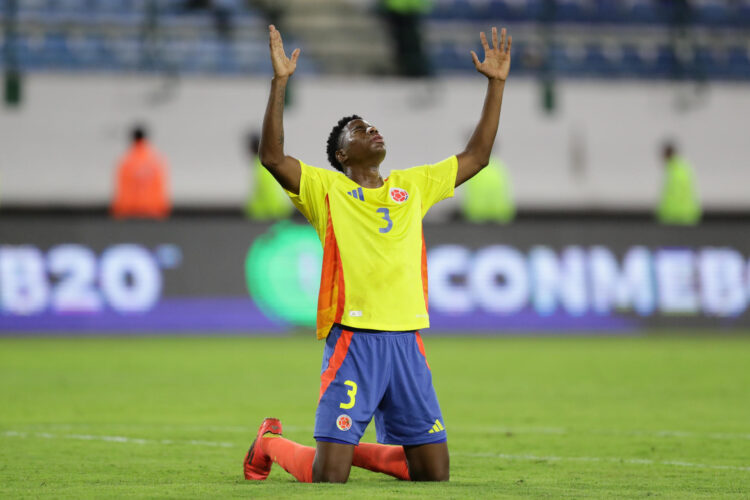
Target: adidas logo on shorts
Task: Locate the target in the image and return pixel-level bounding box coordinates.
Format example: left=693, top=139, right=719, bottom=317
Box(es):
left=428, top=419, right=445, bottom=434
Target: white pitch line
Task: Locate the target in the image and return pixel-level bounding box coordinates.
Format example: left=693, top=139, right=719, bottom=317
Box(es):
left=8, top=424, right=750, bottom=441
left=456, top=452, right=750, bottom=472
left=249, top=426, right=750, bottom=441
left=453, top=426, right=750, bottom=441
left=7, top=424, right=750, bottom=441
left=4, top=430, right=748, bottom=473
left=2, top=431, right=235, bottom=448
left=208, top=425, right=743, bottom=441
left=608, top=429, right=750, bottom=441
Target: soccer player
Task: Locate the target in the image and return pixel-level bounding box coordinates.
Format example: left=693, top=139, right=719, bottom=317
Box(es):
left=244, top=24, right=511, bottom=483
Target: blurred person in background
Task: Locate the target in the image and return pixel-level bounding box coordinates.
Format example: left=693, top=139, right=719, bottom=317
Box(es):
left=461, top=143, right=515, bottom=223
left=111, top=126, right=171, bottom=219
left=244, top=131, right=292, bottom=220
left=381, top=0, right=433, bottom=77
left=656, top=141, right=700, bottom=225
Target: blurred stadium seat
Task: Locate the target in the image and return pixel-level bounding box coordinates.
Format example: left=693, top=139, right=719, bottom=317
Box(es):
left=1, top=0, right=315, bottom=75
left=425, top=0, right=749, bottom=80
left=0, top=0, right=747, bottom=79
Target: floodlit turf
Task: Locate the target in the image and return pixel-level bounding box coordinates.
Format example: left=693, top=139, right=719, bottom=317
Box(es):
left=1, top=334, right=749, bottom=499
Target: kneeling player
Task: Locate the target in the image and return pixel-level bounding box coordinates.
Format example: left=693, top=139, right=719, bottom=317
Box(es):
left=244, top=24, right=511, bottom=483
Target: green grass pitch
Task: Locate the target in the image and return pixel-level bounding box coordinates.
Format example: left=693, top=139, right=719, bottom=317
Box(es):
left=1, top=334, right=749, bottom=498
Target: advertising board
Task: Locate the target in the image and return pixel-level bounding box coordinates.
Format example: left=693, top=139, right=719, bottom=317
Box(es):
left=2, top=217, right=749, bottom=334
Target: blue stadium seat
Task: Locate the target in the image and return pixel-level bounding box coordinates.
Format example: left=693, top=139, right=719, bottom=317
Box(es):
left=506, top=41, right=532, bottom=74
left=17, top=0, right=47, bottom=20
left=109, top=36, right=141, bottom=70
left=0, top=0, right=296, bottom=75
left=579, top=45, right=604, bottom=76
left=485, top=1, right=513, bottom=22
left=430, top=0, right=480, bottom=21
left=726, top=47, right=750, bottom=79
left=739, top=1, right=750, bottom=24
left=555, top=0, right=589, bottom=23
left=653, top=45, right=681, bottom=78
left=96, top=0, right=141, bottom=15
left=628, top=0, right=662, bottom=24
left=620, top=45, right=645, bottom=77
left=550, top=45, right=576, bottom=75
left=693, top=46, right=720, bottom=78
left=162, top=13, right=212, bottom=30
left=4, top=0, right=747, bottom=79
left=692, top=0, right=732, bottom=27
left=433, top=42, right=463, bottom=72
left=518, top=0, right=545, bottom=22
left=590, top=0, right=623, bottom=24
left=43, top=32, right=74, bottom=69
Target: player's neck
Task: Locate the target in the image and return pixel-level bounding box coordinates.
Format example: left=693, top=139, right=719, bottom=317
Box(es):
left=345, top=165, right=384, bottom=189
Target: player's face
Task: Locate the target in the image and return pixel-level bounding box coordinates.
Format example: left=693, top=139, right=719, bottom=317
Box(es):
left=340, top=119, right=386, bottom=165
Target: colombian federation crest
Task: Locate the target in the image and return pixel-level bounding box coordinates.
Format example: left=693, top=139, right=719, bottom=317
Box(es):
left=390, top=187, right=409, bottom=203
left=336, top=414, right=352, bottom=431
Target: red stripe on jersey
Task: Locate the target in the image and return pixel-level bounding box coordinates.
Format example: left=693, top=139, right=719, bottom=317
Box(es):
left=316, top=196, right=346, bottom=339
left=415, top=332, right=431, bottom=370
left=421, top=232, right=429, bottom=312
left=318, top=330, right=353, bottom=402
left=334, top=247, right=346, bottom=324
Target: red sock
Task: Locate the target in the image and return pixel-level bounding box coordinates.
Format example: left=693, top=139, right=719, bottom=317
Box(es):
left=352, top=443, right=410, bottom=480
left=261, top=436, right=315, bottom=483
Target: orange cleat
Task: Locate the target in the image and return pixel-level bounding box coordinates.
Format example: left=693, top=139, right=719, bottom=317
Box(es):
left=243, top=418, right=283, bottom=480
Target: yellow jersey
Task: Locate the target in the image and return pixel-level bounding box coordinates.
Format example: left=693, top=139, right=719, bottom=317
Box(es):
left=288, top=156, right=457, bottom=339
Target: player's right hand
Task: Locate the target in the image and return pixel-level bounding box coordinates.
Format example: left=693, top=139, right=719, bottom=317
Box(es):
left=268, top=25, right=300, bottom=79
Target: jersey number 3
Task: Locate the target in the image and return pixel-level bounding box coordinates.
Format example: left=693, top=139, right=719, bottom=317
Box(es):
left=377, top=208, right=393, bottom=233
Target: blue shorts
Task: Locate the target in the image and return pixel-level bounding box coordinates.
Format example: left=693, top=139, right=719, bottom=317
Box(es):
left=314, top=324, right=447, bottom=446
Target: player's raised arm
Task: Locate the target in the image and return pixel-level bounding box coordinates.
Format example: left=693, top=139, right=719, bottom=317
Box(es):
left=259, top=25, right=302, bottom=194
left=455, top=27, right=511, bottom=187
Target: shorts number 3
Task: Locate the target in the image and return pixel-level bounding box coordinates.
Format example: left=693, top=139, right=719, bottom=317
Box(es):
left=340, top=380, right=358, bottom=409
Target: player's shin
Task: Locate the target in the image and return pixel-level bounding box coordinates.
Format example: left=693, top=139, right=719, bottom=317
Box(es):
left=352, top=443, right=410, bottom=480
left=262, top=436, right=315, bottom=483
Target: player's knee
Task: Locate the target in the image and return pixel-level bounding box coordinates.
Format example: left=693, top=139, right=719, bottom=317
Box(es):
left=405, top=441, right=450, bottom=481
left=312, top=467, right=350, bottom=483
left=312, top=460, right=351, bottom=483
left=432, top=464, right=450, bottom=482
left=313, top=474, right=349, bottom=483
left=410, top=470, right=450, bottom=482
left=409, top=463, right=450, bottom=482
left=312, top=441, right=354, bottom=483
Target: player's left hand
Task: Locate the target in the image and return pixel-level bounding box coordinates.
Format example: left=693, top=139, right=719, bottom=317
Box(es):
left=268, top=24, right=300, bottom=79
left=471, top=27, right=511, bottom=81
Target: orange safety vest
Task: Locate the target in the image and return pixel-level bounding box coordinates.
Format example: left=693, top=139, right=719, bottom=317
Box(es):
left=111, top=140, right=171, bottom=219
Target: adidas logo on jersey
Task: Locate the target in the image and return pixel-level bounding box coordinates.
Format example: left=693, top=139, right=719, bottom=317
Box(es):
left=347, top=187, right=365, bottom=201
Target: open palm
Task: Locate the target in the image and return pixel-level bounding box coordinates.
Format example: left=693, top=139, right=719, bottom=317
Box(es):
left=471, top=27, right=511, bottom=81
left=268, top=25, right=300, bottom=78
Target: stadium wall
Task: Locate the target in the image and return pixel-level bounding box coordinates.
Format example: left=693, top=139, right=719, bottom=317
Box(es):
left=0, top=75, right=748, bottom=215
left=1, top=217, right=749, bottom=335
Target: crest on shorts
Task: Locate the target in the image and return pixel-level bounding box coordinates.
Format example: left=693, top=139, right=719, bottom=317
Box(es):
left=336, top=414, right=352, bottom=431
left=389, top=188, right=409, bottom=203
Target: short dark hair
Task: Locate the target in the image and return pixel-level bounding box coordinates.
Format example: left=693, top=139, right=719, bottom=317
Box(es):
left=326, top=114, right=362, bottom=172
left=131, top=125, right=147, bottom=143
left=662, top=140, right=677, bottom=161
left=247, top=131, right=260, bottom=156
